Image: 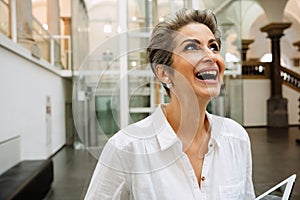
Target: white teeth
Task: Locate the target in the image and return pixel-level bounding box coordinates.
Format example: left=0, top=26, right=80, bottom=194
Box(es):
left=195, top=70, right=218, bottom=80
left=198, top=70, right=217, bottom=76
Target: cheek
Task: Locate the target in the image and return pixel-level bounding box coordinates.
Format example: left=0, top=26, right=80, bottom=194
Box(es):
left=172, top=55, right=195, bottom=72
left=218, top=57, right=226, bottom=74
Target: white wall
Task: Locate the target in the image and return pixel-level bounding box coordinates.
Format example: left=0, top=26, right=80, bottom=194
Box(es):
left=283, top=84, right=299, bottom=125
left=243, top=79, right=299, bottom=126
left=0, top=35, right=67, bottom=174
left=0, top=136, right=20, bottom=175
left=243, top=79, right=271, bottom=126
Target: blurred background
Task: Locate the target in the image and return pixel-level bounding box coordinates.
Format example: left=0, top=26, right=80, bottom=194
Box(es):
left=0, top=0, right=299, bottom=199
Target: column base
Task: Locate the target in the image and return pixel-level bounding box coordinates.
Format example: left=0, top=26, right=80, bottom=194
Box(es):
left=18, top=37, right=41, bottom=59
left=267, top=96, right=288, bottom=128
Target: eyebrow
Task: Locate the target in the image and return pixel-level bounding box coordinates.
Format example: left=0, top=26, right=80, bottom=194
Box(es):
left=180, top=38, right=218, bottom=46
left=180, top=39, right=200, bottom=46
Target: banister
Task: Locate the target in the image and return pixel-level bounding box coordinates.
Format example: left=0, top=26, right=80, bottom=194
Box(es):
left=280, top=66, right=300, bottom=92
left=242, top=61, right=299, bottom=92
left=242, top=61, right=271, bottom=79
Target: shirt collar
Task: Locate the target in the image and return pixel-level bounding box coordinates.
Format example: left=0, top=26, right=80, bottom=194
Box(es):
left=151, top=105, right=180, bottom=151
left=152, top=105, right=224, bottom=151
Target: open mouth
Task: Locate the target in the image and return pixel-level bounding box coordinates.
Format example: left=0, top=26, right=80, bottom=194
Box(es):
left=195, top=70, right=218, bottom=81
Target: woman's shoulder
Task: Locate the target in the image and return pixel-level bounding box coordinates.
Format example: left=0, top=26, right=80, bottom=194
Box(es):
left=107, top=114, right=157, bottom=150
left=209, top=113, right=250, bottom=142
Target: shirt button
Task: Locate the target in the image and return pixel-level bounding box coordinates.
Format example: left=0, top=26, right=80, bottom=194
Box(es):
left=201, top=176, right=206, bottom=181
left=209, top=144, right=213, bottom=147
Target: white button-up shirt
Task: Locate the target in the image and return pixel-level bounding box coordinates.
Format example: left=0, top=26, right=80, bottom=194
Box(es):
left=85, top=105, right=256, bottom=200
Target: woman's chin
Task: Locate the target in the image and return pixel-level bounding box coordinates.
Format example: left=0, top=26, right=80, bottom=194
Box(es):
left=193, top=84, right=221, bottom=99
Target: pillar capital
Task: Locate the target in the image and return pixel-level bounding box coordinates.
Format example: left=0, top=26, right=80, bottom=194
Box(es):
left=242, top=39, right=254, bottom=50
left=241, top=39, right=254, bottom=61
left=293, top=40, right=300, bottom=51
left=260, top=22, right=291, bottom=38
left=61, top=17, right=71, bottom=23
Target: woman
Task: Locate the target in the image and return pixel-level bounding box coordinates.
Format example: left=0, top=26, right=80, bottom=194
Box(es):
left=85, top=8, right=255, bottom=200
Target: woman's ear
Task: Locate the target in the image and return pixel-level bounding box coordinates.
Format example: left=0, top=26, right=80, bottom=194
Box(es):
left=155, top=64, right=171, bottom=84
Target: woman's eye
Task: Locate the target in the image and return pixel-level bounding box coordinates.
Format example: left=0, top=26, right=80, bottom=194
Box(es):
left=184, top=43, right=199, bottom=51
left=209, top=43, right=220, bottom=52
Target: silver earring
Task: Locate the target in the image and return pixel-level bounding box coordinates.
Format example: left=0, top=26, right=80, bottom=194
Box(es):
left=164, top=77, right=172, bottom=89
left=166, top=83, right=173, bottom=89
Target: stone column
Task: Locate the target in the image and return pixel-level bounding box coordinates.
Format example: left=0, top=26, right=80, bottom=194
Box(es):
left=241, top=39, right=254, bottom=61
left=47, top=0, right=60, bottom=35
left=16, top=0, right=35, bottom=50
left=260, top=22, right=291, bottom=127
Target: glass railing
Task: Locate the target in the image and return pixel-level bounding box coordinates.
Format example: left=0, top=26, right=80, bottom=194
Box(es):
left=32, top=16, right=51, bottom=62
left=0, top=0, right=10, bottom=38
left=0, top=0, right=72, bottom=70
left=52, top=35, right=72, bottom=70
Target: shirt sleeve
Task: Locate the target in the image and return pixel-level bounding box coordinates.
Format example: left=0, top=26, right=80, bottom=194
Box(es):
left=245, top=135, right=256, bottom=199
left=84, top=140, right=129, bottom=200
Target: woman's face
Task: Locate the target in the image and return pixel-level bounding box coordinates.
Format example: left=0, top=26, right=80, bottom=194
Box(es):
left=171, top=23, right=225, bottom=101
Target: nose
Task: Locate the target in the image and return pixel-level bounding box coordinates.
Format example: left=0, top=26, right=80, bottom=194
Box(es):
left=202, top=51, right=217, bottom=63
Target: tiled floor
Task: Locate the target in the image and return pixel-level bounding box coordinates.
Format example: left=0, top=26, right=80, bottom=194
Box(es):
left=249, top=127, right=300, bottom=199
left=43, top=146, right=97, bottom=200
left=44, top=127, right=300, bottom=200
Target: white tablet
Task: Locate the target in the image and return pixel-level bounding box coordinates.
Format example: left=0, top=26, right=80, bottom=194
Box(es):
left=255, top=174, right=296, bottom=200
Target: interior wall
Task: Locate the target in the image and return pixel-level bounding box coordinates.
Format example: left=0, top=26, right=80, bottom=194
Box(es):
left=243, top=79, right=270, bottom=126
left=0, top=36, right=66, bottom=164
left=243, top=79, right=299, bottom=127
left=0, top=136, right=20, bottom=174
left=283, top=84, right=300, bottom=125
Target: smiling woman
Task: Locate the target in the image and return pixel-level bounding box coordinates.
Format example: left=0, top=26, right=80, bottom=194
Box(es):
left=84, top=8, right=256, bottom=200
left=169, top=23, right=225, bottom=100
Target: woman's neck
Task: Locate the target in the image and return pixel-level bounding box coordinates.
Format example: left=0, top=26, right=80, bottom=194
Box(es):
left=164, top=95, right=210, bottom=151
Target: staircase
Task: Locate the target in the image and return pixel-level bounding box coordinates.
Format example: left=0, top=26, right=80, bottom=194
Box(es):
left=280, top=67, right=300, bottom=92
left=242, top=61, right=300, bottom=93
left=242, top=61, right=300, bottom=128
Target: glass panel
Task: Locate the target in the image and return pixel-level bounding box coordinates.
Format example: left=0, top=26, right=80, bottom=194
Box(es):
left=206, top=1, right=244, bottom=123
left=127, top=0, right=154, bottom=122
left=126, top=0, right=186, bottom=115
left=157, top=0, right=184, bottom=20
left=71, top=0, right=89, bottom=70
left=0, top=0, right=10, bottom=38
left=81, top=0, right=245, bottom=147
left=72, top=0, right=116, bottom=154
left=94, top=54, right=121, bottom=137
left=95, top=96, right=119, bottom=138
left=127, top=50, right=150, bottom=121
left=32, top=17, right=51, bottom=62
left=55, top=36, right=71, bottom=70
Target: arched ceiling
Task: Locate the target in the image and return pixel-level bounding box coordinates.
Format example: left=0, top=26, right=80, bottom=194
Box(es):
left=83, top=0, right=300, bottom=63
